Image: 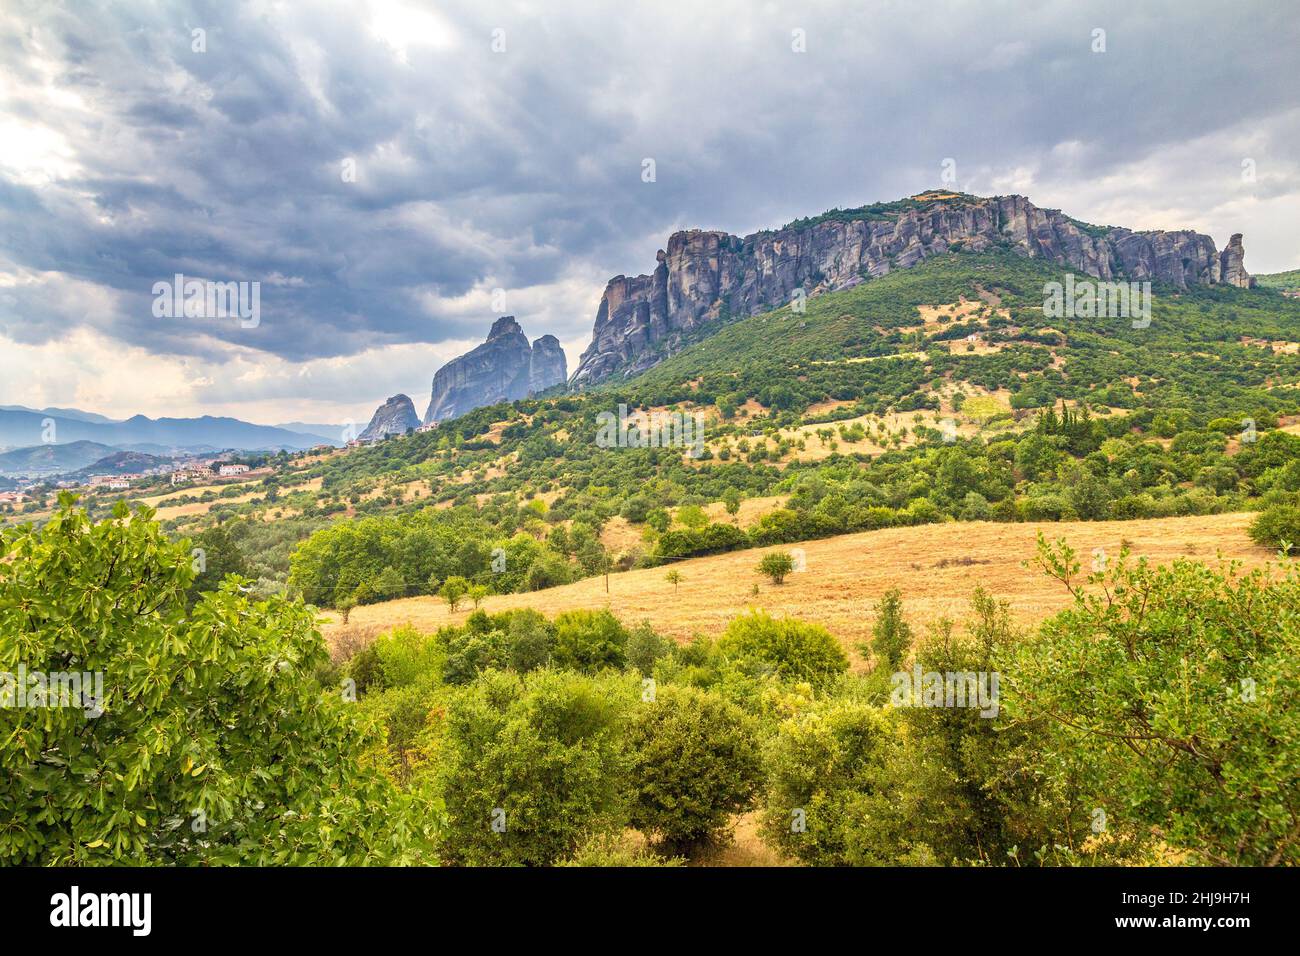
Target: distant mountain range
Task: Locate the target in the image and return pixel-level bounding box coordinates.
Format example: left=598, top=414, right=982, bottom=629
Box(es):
left=0, top=405, right=342, bottom=458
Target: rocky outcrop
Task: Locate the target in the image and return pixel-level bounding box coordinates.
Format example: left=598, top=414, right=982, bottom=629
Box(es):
left=423, top=317, right=566, bottom=424
left=570, top=192, right=1253, bottom=384
left=1218, top=233, right=1254, bottom=289
left=529, top=335, right=567, bottom=395
left=358, top=394, right=419, bottom=441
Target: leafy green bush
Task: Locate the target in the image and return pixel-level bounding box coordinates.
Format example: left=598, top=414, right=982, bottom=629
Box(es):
left=756, top=550, right=795, bottom=584
left=0, top=496, right=431, bottom=865
left=373, top=625, right=443, bottom=688
left=718, top=611, right=848, bottom=689
left=552, top=609, right=629, bottom=673
left=625, top=686, right=763, bottom=850
left=347, top=642, right=384, bottom=694
left=864, top=587, right=912, bottom=670
left=440, top=626, right=507, bottom=685
left=626, top=621, right=672, bottom=676
left=504, top=609, right=556, bottom=673
left=1007, top=537, right=1300, bottom=865
left=436, top=669, right=635, bottom=865
left=1248, top=503, right=1300, bottom=553
left=760, top=703, right=897, bottom=865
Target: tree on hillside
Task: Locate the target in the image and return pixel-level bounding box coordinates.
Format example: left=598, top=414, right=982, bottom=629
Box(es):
left=437, top=669, right=632, bottom=866
left=439, top=575, right=470, bottom=612
left=677, top=504, right=708, bottom=530
left=864, top=588, right=913, bottom=671
left=1249, top=504, right=1300, bottom=554
left=338, top=593, right=357, bottom=625
left=723, top=488, right=742, bottom=523
left=0, top=494, right=432, bottom=865
left=757, top=551, right=795, bottom=585
left=626, top=686, right=763, bottom=853
left=665, top=569, right=682, bottom=593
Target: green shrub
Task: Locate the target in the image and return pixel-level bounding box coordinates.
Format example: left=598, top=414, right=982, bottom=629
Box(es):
left=626, top=621, right=672, bottom=675
left=373, top=625, right=442, bottom=688
left=626, top=686, right=763, bottom=850
left=756, top=550, right=795, bottom=584
left=1007, top=537, right=1300, bottom=865
left=440, top=626, right=507, bottom=685
left=864, top=588, right=912, bottom=670
left=504, top=609, right=556, bottom=673
left=1248, top=503, right=1300, bottom=553
left=347, top=643, right=384, bottom=694
left=552, top=609, right=629, bottom=673
left=436, top=669, right=634, bottom=865
left=718, top=611, right=848, bottom=689
left=760, top=703, right=897, bottom=865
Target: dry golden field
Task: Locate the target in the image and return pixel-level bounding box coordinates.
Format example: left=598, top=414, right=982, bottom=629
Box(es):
left=324, top=511, right=1269, bottom=661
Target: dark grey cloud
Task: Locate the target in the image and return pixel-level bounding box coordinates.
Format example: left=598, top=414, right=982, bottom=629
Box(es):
left=0, top=0, right=1298, bottom=417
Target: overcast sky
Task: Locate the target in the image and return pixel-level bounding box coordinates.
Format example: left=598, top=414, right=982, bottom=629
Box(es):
left=2, top=0, right=1298, bottom=424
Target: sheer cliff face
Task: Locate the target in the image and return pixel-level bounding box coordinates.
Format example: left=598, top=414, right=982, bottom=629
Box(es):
left=528, top=335, right=567, bottom=395
left=422, top=317, right=567, bottom=424
left=358, top=394, right=420, bottom=441
left=570, top=193, right=1253, bottom=385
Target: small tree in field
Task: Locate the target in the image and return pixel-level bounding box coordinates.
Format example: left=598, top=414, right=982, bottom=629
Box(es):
left=338, top=594, right=357, bottom=625
left=468, top=584, right=489, bottom=609
left=723, top=488, right=742, bottom=523
left=439, top=575, right=469, bottom=612
left=757, top=551, right=795, bottom=585
left=864, top=587, right=912, bottom=670
left=665, top=569, right=682, bottom=593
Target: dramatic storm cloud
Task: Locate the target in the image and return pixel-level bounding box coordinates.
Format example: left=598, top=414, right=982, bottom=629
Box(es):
left=1, top=0, right=1298, bottom=421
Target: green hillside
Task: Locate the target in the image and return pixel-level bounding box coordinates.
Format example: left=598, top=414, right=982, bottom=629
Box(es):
left=0, top=439, right=116, bottom=475
left=117, top=249, right=1300, bottom=609
left=1255, top=268, right=1300, bottom=291
left=619, top=248, right=1300, bottom=414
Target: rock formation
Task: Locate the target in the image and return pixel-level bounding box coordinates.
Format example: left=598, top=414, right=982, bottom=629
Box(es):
left=423, top=317, right=567, bottom=424
left=358, top=394, right=419, bottom=441
left=529, top=335, right=568, bottom=395
left=570, top=192, right=1253, bottom=384
left=1218, top=233, right=1254, bottom=289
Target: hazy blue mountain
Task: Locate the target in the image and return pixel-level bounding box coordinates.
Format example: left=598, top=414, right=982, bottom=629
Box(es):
left=0, top=408, right=329, bottom=453
left=274, top=422, right=345, bottom=443
left=0, top=405, right=121, bottom=425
